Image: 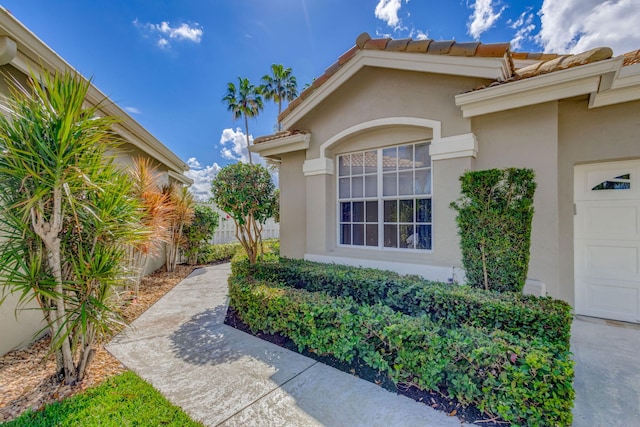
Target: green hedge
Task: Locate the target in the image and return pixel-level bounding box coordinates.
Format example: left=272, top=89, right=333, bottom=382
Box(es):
left=198, top=239, right=279, bottom=264
left=232, top=257, right=573, bottom=346
left=229, top=275, right=574, bottom=426
left=451, top=168, right=536, bottom=293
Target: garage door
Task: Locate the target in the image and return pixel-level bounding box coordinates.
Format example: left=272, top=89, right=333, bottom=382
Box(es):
left=575, top=160, right=640, bottom=323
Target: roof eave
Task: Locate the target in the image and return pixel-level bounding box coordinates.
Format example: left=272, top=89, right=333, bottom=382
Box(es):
left=455, top=57, right=624, bottom=118
left=0, top=7, right=189, bottom=175
left=250, top=132, right=310, bottom=159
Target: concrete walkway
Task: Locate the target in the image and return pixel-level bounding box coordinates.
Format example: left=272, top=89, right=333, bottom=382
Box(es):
left=106, top=264, right=640, bottom=426
left=107, top=264, right=473, bottom=427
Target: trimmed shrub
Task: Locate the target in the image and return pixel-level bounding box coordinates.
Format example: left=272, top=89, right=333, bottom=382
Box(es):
left=228, top=275, right=574, bottom=426
left=451, top=168, right=536, bottom=293
left=232, top=257, right=573, bottom=346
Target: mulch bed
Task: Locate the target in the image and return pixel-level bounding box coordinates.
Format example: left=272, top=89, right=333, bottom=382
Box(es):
left=224, top=306, right=507, bottom=426
left=0, top=264, right=196, bottom=423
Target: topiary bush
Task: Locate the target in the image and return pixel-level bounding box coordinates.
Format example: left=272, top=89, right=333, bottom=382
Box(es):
left=450, top=168, right=536, bottom=293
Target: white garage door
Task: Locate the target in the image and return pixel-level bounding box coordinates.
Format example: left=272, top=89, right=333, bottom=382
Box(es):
left=575, top=160, right=640, bottom=324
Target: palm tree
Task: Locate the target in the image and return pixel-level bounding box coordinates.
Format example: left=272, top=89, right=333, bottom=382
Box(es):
left=222, top=77, right=263, bottom=164
left=261, top=64, right=298, bottom=131
left=0, top=70, right=146, bottom=384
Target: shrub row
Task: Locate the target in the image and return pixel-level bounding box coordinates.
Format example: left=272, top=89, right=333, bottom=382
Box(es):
left=198, top=239, right=280, bottom=264
left=232, top=258, right=573, bottom=346
left=229, top=275, right=574, bottom=426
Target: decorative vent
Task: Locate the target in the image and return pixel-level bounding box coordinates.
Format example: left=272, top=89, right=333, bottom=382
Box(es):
left=592, top=173, right=631, bottom=190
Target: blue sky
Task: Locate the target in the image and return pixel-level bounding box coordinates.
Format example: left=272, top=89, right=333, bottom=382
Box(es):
left=2, top=0, right=639, bottom=199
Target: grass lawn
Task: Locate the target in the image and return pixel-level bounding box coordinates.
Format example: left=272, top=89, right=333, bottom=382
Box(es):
left=2, top=371, right=204, bottom=427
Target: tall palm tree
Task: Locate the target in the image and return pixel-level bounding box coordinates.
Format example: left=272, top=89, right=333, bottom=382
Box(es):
left=261, top=64, right=298, bottom=131
left=222, top=77, right=263, bottom=164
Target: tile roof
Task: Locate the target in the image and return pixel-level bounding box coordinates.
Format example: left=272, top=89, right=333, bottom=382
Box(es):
left=259, top=32, right=630, bottom=145
left=252, top=130, right=308, bottom=145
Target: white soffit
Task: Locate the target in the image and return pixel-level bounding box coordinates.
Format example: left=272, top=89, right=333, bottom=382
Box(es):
left=455, top=58, right=623, bottom=117
left=590, top=63, right=640, bottom=108
left=249, top=132, right=310, bottom=158
left=282, top=50, right=509, bottom=129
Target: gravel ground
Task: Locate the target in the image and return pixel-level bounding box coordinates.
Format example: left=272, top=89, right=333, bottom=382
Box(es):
left=0, top=264, right=196, bottom=423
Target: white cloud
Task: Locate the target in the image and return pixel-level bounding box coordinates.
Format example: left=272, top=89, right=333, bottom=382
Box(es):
left=220, top=127, right=252, bottom=163
left=467, top=0, right=505, bottom=39
left=375, top=0, right=403, bottom=28
left=537, top=0, right=640, bottom=55
left=133, top=19, right=203, bottom=48
left=508, top=11, right=535, bottom=51
left=410, top=29, right=429, bottom=41
left=125, top=106, right=142, bottom=114
left=185, top=159, right=221, bottom=201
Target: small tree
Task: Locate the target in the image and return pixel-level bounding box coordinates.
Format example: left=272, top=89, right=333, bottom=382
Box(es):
left=126, top=157, right=173, bottom=294
left=211, top=163, right=277, bottom=264
left=0, top=70, right=146, bottom=384
left=450, top=168, right=536, bottom=293
left=182, top=204, right=219, bottom=265
left=163, top=184, right=195, bottom=272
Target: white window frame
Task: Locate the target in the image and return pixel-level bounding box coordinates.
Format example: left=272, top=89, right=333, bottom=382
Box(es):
left=336, top=141, right=433, bottom=253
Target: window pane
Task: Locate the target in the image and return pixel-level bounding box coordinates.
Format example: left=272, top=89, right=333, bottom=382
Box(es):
left=415, top=143, right=430, bottom=168
left=365, top=175, right=377, bottom=197
left=351, top=152, right=364, bottom=175
left=341, top=224, right=351, bottom=244
left=366, top=201, right=378, bottom=222
left=364, top=151, right=377, bottom=174
left=414, top=169, right=430, bottom=195
left=341, top=202, right=351, bottom=222
left=416, top=225, right=432, bottom=250
left=400, top=224, right=414, bottom=248
left=338, top=155, right=350, bottom=176
left=398, top=145, right=413, bottom=170
left=399, top=199, right=413, bottom=223
left=339, top=177, right=350, bottom=199
left=384, top=200, right=397, bottom=222
left=384, top=224, right=397, bottom=248
left=383, top=172, right=397, bottom=196
left=416, top=199, right=431, bottom=223
left=398, top=170, right=413, bottom=195
left=366, top=224, right=378, bottom=246
left=352, top=176, right=364, bottom=198
left=353, top=224, right=364, bottom=245
left=383, top=147, right=397, bottom=171
left=353, top=201, right=364, bottom=222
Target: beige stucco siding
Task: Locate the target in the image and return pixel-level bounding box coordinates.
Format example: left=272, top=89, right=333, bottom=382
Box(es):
left=292, top=68, right=490, bottom=159
left=472, top=102, right=561, bottom=298
left=279, top=151, right=307, bottom=258
left=557, top=97, right=640, bottom=304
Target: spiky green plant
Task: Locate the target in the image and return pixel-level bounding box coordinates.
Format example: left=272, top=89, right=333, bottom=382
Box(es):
left=261, top=64, right=298, bottom=131
left=0, top=70, right=147, bottom=384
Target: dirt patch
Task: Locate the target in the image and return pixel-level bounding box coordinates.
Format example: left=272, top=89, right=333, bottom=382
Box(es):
left=0, top=264, right=196, bottom=423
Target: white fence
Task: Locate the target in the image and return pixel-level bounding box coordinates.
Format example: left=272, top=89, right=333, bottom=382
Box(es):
left=204, top=204, right=279, bottom=244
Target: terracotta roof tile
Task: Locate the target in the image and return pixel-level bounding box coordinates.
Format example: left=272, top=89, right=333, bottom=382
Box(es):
left=622, top=49, right=640, bottom=66
left=253, top=130, right=308, bottom=145
left=405, top=39, right=431, bottom=53
left=363, top=37, right=390, bottom=50
left=277, top=31, right=621, bottom=123
left=449, top=42, right=480, bottom=57
left=427, top=40, right=455, bottom=54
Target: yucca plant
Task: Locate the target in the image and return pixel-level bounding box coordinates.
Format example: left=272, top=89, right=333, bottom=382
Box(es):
left=126, top=157, right=173, bottom=294
left=163, top=183, right=194, bottom=272
left=0, top=70, right=146, bottom=384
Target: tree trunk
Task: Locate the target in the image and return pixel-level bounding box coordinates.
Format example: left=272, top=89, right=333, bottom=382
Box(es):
left=244, top=115, right=253, bottom=164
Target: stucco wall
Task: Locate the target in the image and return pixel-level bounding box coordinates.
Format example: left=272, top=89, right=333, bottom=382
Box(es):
left=557, top=97, right=640, bottom=304
left=291, top=68, right=488, bottom=269
left=279, top=151, right=307, bottom=258
left=471, top=102, right=561, bottom=298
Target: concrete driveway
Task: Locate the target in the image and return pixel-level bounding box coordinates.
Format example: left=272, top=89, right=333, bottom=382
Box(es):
left=107, top=263, right=640, bottom=426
